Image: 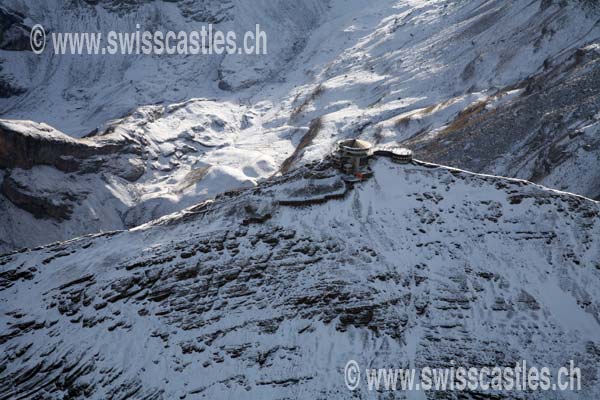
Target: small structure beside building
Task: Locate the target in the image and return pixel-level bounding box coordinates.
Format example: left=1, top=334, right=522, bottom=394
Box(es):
left=374, top=146, right=413, bottom=164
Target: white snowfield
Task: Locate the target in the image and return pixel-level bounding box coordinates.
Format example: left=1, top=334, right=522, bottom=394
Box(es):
left=0, top=158, right=599, bottom=399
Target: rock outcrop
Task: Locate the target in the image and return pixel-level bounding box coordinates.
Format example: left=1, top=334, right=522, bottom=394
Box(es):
left=0, top=120, right=133, bottom=173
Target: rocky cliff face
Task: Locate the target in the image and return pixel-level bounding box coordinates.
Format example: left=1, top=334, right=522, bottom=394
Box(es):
left=0, top=120, right=134, bottom=173
left=0, top=0, right=599, bottom=253
left=1, top=158, right=599, bottom=399
left=0, top=6, right=30, bottom=52
left=0, top=119, right=148, bottom=252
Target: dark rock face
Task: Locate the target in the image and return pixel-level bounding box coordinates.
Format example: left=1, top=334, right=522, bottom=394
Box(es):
left=0, top=78, right=25, bottom=98
left=0, top=121, right=132, bottom=173
left=0, top=120, right=147, bottom=247
left=0, top=7, right=30, bottom=52
left=0, top=176, right=73, bottom=221
left=76, top=0, right=234, bottom=22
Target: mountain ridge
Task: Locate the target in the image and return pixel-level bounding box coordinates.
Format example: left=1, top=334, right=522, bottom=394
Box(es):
left=1, top=156, right=599, bottom=398
left=1, top=1, right=598, bottom=254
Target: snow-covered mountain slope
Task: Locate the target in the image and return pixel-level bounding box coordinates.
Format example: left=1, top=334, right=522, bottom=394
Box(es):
left=409, top=42, right=600, bottom=200
left=268, top=0, right=600, bottom=198
left=0, top=0, right=327, bottom=136
left=0, top=97, right=285, bottom=253
left=1, top=157, right=599, bottom=399
left=1, top=0, right=600, bottom=252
